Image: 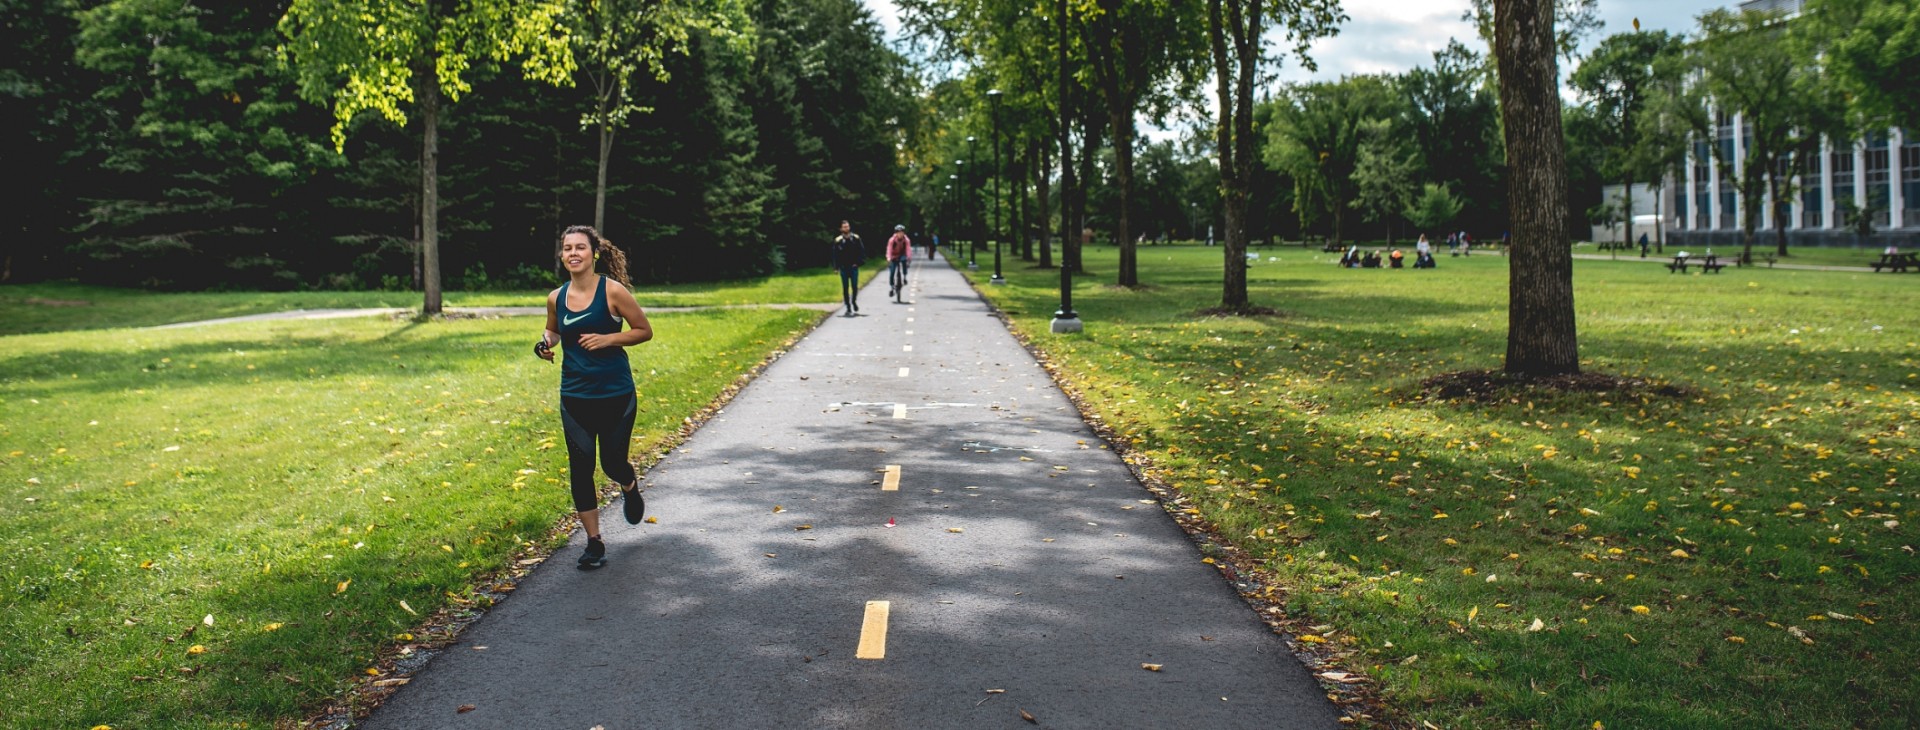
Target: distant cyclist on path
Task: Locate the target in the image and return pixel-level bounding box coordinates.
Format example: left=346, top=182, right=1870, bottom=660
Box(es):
left=886, top=224, right=911, bottom=302
left=832, top=220, right=865, bottom=317
left=535, top=225, right=654, bottom=569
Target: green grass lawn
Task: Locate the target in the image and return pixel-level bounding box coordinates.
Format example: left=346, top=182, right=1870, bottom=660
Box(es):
left=0, top=307, right=821, bottom=728
left=0, top=267, right=858, bottom=336
left=968, top=246, right=1915, bottom=728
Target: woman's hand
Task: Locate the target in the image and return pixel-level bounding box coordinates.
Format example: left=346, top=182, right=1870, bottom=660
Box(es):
left=577, top=333, right=620, bottom=351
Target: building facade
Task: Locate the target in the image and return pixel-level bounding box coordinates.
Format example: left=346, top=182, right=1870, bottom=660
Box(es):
left=1660, top=0, right=1919, bottom=248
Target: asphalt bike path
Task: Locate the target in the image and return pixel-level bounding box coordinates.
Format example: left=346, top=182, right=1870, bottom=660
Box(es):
left=359, top=252, right=1339, bottom=729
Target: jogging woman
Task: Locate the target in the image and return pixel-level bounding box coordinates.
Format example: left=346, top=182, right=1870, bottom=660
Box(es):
left=535, top=225, right=654, bottom=569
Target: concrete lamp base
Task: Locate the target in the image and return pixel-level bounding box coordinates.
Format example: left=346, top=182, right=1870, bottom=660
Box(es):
left=989, top=276, right=1005, bottom=285
left=1049, top=317, right=1083, bottom=334
left=967, top=263, right=979, bottom=271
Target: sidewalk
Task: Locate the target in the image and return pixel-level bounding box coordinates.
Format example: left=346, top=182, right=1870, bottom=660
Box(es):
left=1570, top=252, right=1874, bottom=272
left=357, top=251, right=1339, bottom=729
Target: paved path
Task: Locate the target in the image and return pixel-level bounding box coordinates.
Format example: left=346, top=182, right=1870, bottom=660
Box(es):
left=1570, top=252, right=1876, bottom=272
left=146, top=303, right=840, bottom=330
left=357, top=253, right=1339, bottom=729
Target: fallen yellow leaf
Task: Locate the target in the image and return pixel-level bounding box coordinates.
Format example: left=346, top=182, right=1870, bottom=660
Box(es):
left=186, top=645, right=206, bottom=655
left=1631, top=605, right=1651, bottom=615
left=1141, top=663, right=1163, bottom=672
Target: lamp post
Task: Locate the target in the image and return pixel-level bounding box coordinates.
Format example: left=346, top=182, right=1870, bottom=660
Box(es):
left=965, top=136, right=978, bottom=270
left=943, top=182, right=953, bottom=261
left=987, top=89, right=1005, bottom=285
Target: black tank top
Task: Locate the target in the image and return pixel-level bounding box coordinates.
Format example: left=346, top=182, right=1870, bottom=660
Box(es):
left=556, top=276, right=634, bottom=398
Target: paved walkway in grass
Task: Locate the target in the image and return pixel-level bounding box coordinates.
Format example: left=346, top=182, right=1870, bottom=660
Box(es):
left=145, top=302, right=840, bottom=329
left=354, top=252, right=1341, bottom=729
left=1570, top=252, right=1878, bottom=272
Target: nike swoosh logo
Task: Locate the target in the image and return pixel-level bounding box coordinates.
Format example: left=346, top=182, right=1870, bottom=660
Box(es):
left=563, top=313, right=588, bottom=326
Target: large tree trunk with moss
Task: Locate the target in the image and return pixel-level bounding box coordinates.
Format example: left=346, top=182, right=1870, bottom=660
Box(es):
left=1496, top=0, right=1577, bottom=375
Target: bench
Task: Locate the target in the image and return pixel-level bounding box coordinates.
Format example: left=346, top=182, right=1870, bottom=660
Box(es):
left=1871, top=253, right=1917, bottom=273
left=1321, top=241, right=1344, bottom=253
left=1734, top=252, right=1776, bottom=267
left=1666, top=255, right=1690, bottom=273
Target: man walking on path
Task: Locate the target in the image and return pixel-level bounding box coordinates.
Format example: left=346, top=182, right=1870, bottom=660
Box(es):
left=832, top=220, right=865, bottom=317
left=357, top=248, right=1341, bottom=729
left=886, top=224, right=912, bottom=301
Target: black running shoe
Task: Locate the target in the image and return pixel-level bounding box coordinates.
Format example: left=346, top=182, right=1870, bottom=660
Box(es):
left=577, top=536, right=607, bottom=570
left=621, top=485, right=645, bottom=525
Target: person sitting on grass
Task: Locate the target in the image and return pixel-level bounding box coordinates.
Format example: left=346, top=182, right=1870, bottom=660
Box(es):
left=1389, top=248, right=1404, bottom=268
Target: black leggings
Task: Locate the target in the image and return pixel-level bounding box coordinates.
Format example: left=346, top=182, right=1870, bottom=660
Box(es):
left=559, top=394, right=638, bottom=512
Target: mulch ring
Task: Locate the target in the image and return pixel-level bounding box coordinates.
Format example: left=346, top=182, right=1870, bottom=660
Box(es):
left=1417, top=369, right=1689, bottom=403
left=1192, top=304, right=1287, bottom=318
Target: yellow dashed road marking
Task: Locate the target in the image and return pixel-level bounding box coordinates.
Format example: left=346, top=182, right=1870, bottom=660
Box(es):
left=882, top=464, right=901, bottom=491
left=857, top=600, right=891, bottom=659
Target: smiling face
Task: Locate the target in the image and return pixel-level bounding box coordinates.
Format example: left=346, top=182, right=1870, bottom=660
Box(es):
left=560, top=232, right=595, bottom=274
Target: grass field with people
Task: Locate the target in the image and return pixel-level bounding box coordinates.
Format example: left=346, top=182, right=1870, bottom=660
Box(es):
left=965, top=245, right=1915, bottom=728
left=0, top=297, right=821, bottom=728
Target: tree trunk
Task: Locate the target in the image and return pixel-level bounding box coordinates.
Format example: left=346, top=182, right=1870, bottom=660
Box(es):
left=1208, top=0, right=1251, bottom=309
left=1077, top=116, right=1101, bottom=273
left=1038, top=141, right=1054, bottom=268
left=1109, top=112, right=1138, bottom=287
left=421, top=62, right=442, bottom=315
left=595, top=104, right=613, bottom=233
left=1621, top=174, right=1634, bottom=252
left=1770, top=167, right=1789, bottom=257
left=1496, top=0, right=1578, bottom=375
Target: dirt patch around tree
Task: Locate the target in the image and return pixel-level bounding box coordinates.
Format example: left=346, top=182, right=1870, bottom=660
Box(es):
left=1417, top=369, right=1689, bottom=403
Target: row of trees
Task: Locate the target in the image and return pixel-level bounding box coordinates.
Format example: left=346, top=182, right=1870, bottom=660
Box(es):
left=3, top=0, right=914, bottom=307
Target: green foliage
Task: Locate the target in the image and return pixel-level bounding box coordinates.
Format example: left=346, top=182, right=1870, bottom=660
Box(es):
left=1264, top=74, right=1398, bottom=242
left=1404, top=182, right=1464, bottom=233
left=278, top=0, right=576, bottom=150
left=1399, top=40, right=1505, bottom=234
left=1350, top=118, right=1416, bottom=237
left=1800, top=0, right=1920, bottom=131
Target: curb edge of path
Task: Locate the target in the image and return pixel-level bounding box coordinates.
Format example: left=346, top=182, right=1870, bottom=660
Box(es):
left=299, top=306, right=837, bottom=730
left=947, top=260, right=1399, bottom=727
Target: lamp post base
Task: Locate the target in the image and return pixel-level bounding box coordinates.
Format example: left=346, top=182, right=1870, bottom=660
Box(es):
left=1049, top=315, right=1082, bottom=333
left=967, top=262, right=979, bottom=271
left=989, top=275, right=1005, bottom=285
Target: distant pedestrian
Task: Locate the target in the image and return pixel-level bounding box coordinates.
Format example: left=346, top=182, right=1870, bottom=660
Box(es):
left=534, top=225, right=654, bottom=570
left=1639, top=233, right=1650, bottom=258
left=832, top=220, right=865, bottom=317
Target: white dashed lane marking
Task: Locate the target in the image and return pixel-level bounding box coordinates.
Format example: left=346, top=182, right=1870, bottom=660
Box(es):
left=882, top=464, right=901, bottom=491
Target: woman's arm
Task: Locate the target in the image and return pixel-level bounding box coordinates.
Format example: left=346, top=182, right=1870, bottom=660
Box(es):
left=536, top=288, right=561, bottom=361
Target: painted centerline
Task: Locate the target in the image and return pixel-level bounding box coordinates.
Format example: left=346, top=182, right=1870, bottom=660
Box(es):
left=892, top=403, right=908, bottom=419
left=903, top=345, right=913, bottom=352
left=856, top=601, right=891, bottom=659
left=882, top=464, right=901, bottom=491
left=898, top=367, right=910, bottom=377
